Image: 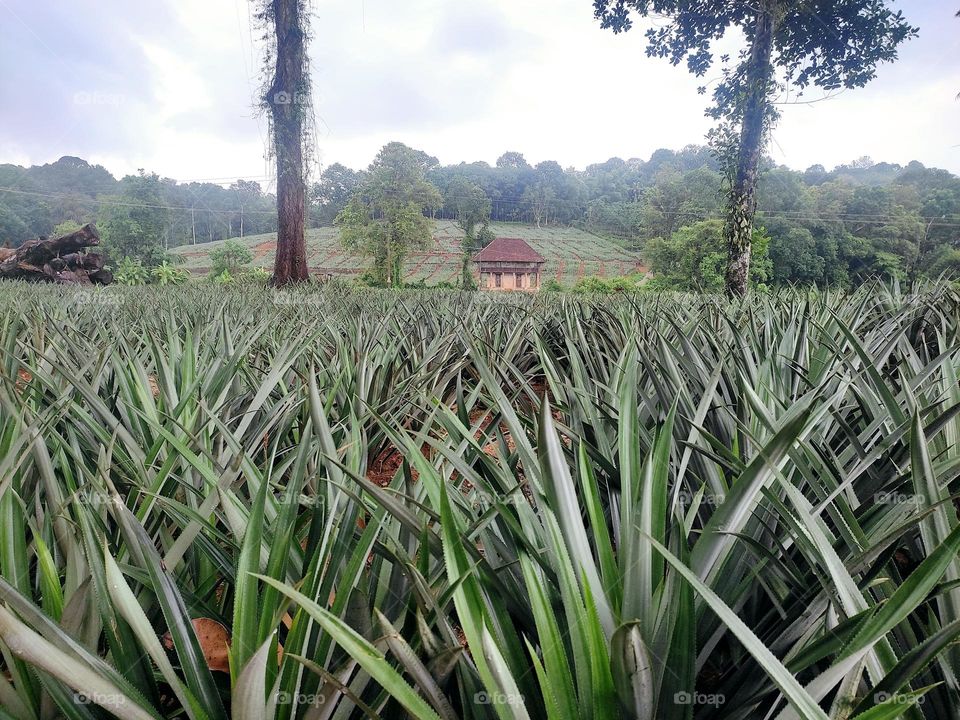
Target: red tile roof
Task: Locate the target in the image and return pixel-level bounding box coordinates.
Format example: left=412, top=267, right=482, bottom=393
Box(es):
left=473, top=238, right=546, bottom=263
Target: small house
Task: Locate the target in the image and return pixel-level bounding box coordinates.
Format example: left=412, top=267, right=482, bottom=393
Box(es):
left=473, top=238, right=546, bottom=291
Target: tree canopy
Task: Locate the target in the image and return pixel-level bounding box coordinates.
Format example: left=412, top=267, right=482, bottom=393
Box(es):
left=592, top=0, right=917, bottom=109
left=336, top=142, right=443, bottom=287
left=3, top=148, right=957, bottom=287
left=444, top=177, right=493, bottom=288
left=592, top=0, right=917, bottom=296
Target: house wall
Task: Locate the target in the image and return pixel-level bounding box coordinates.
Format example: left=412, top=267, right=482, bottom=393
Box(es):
left=476, top=262, right=543, bottom=291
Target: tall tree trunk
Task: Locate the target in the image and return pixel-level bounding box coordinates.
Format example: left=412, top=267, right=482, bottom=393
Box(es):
left=267, top=0, right=310, bottom=287
left=724, top=1, right=778, bottom=298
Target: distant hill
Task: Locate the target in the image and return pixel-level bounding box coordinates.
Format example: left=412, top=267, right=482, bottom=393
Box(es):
left=170, top=220, right=646, bottom=284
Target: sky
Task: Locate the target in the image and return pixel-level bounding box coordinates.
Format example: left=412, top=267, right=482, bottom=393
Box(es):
left=0, top=0, right=958, bottom=188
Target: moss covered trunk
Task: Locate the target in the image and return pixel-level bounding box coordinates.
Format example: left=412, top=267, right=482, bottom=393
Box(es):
left=268, top=0, right=309, bottom=287
left=724, top=1, right=777, bottom=298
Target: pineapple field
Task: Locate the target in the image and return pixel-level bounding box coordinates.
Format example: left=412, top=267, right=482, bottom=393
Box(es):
left=1, top=281, right=959, bottom=719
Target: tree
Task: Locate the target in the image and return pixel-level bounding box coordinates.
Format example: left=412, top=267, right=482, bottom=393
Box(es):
left=311, top=164, right=366, bottom=226
left=211, top=240, right=254, bottom=276
left=496, top=152, right=531, bottom=170
left=592, top=0, right=917, bottom=297
left=98, top=171, right=170, bottom=266
left=646, top=219, right=771, bottom=291
left=638, top=165, right=722, bottom=242
left=444, top=177, right=492, bottom=287
left=229, top=180, right=263, bottom=238
left=521, top=184, right=554, bottom=229
left=258, top=0, right=311, bottom=286
left=769, top=227, right=825, bottom=284
left=336, top=143, right=442, bottom=287
left=0, top=206, right=31, bottom=246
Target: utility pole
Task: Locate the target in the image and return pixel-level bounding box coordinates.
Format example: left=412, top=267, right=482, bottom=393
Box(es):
left=235, top=187, right=245, bottom=238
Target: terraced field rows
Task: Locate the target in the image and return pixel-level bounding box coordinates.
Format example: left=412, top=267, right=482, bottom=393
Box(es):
left=172, top=220, right=645, bottom=283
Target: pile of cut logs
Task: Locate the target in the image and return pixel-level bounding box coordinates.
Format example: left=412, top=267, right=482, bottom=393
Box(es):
left=0, top=224, right=112, bottom=285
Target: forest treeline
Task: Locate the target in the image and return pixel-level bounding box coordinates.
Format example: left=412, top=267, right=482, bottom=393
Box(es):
left=1, top=147, right=958, bottom=287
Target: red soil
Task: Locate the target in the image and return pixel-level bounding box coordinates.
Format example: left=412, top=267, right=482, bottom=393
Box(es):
left=555, top=259, right=566, bottom=283
left=252, top=241, right=277, bottom=261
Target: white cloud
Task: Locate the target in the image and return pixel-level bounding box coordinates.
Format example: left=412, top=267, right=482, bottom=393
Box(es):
left=1, top=0, right=957, bottom=181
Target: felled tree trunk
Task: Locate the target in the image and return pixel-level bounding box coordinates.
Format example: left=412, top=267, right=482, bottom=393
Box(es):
left=0, top=224, right=113, bottom=285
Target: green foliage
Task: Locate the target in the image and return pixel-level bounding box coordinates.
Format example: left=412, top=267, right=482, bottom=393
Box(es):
left=354, top=269, right=388, bottom=288
left=114, top=257, right=149, bottom=286
left=444, top=176, right=492, bottom=290
left=635, top=165, right=723, bottom=245
left=242, top=266, right=272, bottom=284
left=51, top=220, right=82, bottom=237
left=541, top=278, right=565, bottom=292
left=337, top=142, right=443, bottom=287
left=0, top=156, right=276, bottom=249
left=571, top=274, right=643, bottom=294
left=872, top=251, right=907, bottom=281
left=4, top=149, right=957, bottom=289
left=151, top=261, right=189, bottom=286
left=0, top=282, right=958, bottom=718
left=99, top=170, right=170, bottom=267
left=929, top=246, right=960, bottom=278
left=646, top=219, right=770, bottom=291
left=460, top=258, right=478, bottom=290
left=211, top=266, right=270, bottom=285
left=593, top=1, right=919, bottom=294
left=210, top=239, right=254, bottom=276
left=311, top=163, right=366, bottom=225
left=592, top=2, right=918, bottom=119
left=212, top=269, right=234, bottom=284
left=0, top=203, right=33, bottom=244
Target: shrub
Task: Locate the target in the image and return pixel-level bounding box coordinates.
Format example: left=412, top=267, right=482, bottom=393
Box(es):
left=114, top=257, right=148, bottom=286
left=571, top=274, right=643, bottom=294
left=241, top=266, right=272, bottom=283
left=52, top=220, right=83, bottom=237
left=210, top=240, right=254, bottom=276
left=151, top=261, right=189, bottom=286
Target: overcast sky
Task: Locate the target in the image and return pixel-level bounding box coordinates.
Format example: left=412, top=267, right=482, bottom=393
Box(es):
left=1, top=0, right=957, bottom=187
